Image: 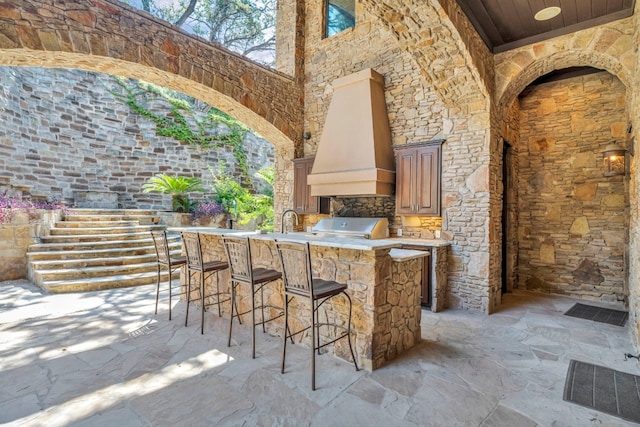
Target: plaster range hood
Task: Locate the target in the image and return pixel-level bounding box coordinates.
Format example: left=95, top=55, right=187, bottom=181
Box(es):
left=307, top=68, right=395, bottom=197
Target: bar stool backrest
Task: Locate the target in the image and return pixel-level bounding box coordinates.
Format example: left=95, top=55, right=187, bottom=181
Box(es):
left=222, top=236, right=254, bottom=284
left=276, top=241, right=314, bottom=298
left=182, top=232, right=205, bottom=271
left=151, top=230, right=172, bottom=265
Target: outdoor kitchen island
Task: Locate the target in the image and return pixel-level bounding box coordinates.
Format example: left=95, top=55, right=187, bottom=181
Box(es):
left=174, top=226, right=444, bottom=370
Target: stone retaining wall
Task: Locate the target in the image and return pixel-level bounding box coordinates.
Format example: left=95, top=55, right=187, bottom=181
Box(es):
left=0, top=67, right=274, bottom=209
left=0, top=209, right=62, bottom=280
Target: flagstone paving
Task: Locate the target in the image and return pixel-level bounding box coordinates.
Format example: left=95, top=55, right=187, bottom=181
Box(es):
left=1, top=279, right=638, bottom=426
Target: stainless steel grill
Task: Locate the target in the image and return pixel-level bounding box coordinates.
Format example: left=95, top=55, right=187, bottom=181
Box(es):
left=311, top=217, right=389, bottom=240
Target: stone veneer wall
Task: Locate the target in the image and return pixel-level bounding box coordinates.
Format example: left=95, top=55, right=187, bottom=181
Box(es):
left=295, top=0, right=493, bottom=312
left=502, top=101, right=521, bottom=294
left=628, top=1, right=640, bottom=353
left=0, top=67, right=274, bottom=208
left=0, top=209, right=62, bottom=280
left=193, top=233, right=422, bottom=370
left=517, top=72, right=627, bottom=302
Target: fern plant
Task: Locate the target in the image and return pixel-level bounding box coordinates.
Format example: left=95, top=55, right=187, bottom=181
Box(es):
left=141, top=174, right=204, bottom=212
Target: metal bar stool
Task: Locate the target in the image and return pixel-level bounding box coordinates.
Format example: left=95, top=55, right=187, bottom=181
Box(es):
left=222, top=235, right=283, bottom=359
left=275, top=240, right=359, bottom=390
left=182, top=232, right=230, bottom=334
left=151, top=230, right=187, bottom=320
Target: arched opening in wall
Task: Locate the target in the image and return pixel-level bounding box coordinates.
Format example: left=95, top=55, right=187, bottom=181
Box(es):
left=0, top=66, right=277, bottom=230
left=505, top=67, right=629, bottom=306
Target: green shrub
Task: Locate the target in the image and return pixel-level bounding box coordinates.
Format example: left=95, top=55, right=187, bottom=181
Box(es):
left=208, top=163, right=274, bottom=231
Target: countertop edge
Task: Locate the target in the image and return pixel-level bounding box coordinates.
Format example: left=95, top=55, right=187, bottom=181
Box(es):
left=169, top=227, right=451, bottom=250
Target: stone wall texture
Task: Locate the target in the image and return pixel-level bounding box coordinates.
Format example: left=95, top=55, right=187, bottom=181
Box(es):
left=299, top=0, right=494, bottom=313
left=0, top=0, right=302, bottom=149
left=491, top=5, right=638, bottom=353
left=627, top=1, right=640, bottom=353
left=0, top=209, right=61, bottom=280
left=0, top=67, right=274, bottom=209
left=517, top=72, right=627, bottom=302
left=190, top=233, right=422, bottom=370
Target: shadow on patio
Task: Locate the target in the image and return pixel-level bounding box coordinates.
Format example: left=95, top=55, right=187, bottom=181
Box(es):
left=0, top=280, right=638, bottom=426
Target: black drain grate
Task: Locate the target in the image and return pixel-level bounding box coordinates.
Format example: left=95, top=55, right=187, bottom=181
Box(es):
left=564, top=303, right=628, bottom=326
left=564, top=360, right=640, bottom=424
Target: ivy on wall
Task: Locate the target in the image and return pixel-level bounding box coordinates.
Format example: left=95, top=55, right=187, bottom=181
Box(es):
left=108, top=78, right=253, bottom=187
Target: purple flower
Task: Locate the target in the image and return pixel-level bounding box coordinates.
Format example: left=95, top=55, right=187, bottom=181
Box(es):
left=0, top=191, right=67, bottom=224
left=194, top=201, right=224, bottom=218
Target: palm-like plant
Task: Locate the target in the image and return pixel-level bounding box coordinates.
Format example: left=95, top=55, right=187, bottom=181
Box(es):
left=141, top=174, right=204, bottom=212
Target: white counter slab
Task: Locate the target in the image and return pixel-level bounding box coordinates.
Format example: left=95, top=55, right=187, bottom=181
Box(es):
left=169, top=227, right=451, bottom=251
left=386, top=238, right=451, bottom=247
left=170, top=227, right=400, bottom=250
left=389, top=248, right=430, bottom=261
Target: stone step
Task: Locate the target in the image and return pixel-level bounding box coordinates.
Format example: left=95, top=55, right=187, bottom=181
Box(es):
left=41, top=270, right=179, bottom=293
left=27, top=247, right=155, bottom=262
left=65, top=208, right=163, bottom=216
left=40, top=231, right=157, bottom=244
left=26, top=242, right=180, bottom=261
left=32, top=261, right=164, bottom=283
left=29, top=252, right=182, bottom=271
left=25, top=208, right=186, bottom=293
left=29, top=236, right=171, bottom=252
left=54, top=220, right=141, bottom=228
left=49, top=224, right=165, bottom=236
left=63, top=214, right=162, bottom=224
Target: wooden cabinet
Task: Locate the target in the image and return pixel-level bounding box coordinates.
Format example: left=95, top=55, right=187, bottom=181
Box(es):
left=394, top=141, right=442, bottom=216
left=293, top=157, right=329, bottom=214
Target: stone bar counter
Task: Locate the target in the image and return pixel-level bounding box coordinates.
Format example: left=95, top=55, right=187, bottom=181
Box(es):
left=173, top=228, right=449, bottom=370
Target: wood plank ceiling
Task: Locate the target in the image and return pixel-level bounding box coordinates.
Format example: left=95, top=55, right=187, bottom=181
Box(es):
left=456, top=0, right=636, bottom=53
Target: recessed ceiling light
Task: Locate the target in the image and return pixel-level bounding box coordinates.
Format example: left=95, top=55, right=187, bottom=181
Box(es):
left=534, top=6, right=561, bottom=21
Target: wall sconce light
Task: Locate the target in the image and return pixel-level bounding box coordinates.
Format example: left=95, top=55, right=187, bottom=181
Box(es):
left=602, top=142, right=627, bottom=177
left=303, top=131, right=312, bottom=140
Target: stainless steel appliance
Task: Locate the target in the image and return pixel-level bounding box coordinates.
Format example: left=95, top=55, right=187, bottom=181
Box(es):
left=311, top=217, right=389, bottom=240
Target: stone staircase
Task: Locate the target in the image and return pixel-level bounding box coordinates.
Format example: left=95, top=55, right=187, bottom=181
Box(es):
left=26, top=209, right=182, bottom=293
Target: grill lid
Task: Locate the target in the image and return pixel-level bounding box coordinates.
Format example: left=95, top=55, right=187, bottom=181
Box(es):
left=311, top=217, right=389, bottom=240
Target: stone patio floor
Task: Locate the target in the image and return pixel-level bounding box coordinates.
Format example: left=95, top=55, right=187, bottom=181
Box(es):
left=1, top=279, right=639, bottom=426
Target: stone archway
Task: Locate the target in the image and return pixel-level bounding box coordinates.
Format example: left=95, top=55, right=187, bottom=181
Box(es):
left=493, top=18, right=635, bottom=306
left=360, top=0, right=490, bottom=107
left=0, top=0, right=303, bottom=226
left=495, top=18, right=634, bottom=112
left=0, top=0, right=302, bottom=147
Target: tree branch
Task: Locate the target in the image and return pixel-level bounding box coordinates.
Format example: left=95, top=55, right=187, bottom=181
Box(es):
left=174, top=0, right=198, bottom=26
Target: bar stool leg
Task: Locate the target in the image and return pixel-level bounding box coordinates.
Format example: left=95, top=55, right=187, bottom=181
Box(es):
left=228, top=281, right=236, bottom=347
left=200, top=270, right=205, bottom=335
left=344, top=292, right=359, bottom=371
left=185, top=270, right=192, bottom=327
left=251, top=285, right=256, bottom=359
left=311, top=298, right=317, bottom=391
left=168, top=267, right=173, bottom=321
left=155, top=264, right=161, bottom=315
left=215, top=271, right=222, bottom=317
left=281, top=295, right=290, bottom=373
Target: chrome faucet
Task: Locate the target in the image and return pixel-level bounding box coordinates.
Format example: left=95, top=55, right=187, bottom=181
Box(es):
left=280, top=209, right=299, bottom=233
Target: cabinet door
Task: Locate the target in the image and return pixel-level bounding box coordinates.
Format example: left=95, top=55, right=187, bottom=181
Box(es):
left=293, top=160, right=310, bottom=212
left=304, top=159, right=318, bottom=213
left=293, top=157, right=321, bottom=214
left=416, top=145, right=441, bottom=215
left=395, top=149, right=417, bottom=214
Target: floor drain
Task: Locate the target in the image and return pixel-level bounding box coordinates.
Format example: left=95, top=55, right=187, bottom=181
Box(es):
left=128, top=323, right=155, bottom=337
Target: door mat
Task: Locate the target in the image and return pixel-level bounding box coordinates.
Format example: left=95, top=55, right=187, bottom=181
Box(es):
left=563, top=360, right=640, bottom=424
left=564, top=303, right=628, bottom=326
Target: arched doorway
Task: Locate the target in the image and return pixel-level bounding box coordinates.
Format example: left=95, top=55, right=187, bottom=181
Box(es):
left=502, top=67, right=628, bottom=305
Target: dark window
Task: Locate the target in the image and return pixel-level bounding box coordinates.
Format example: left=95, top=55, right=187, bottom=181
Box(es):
left=325, top=0, right=355, bottom=37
